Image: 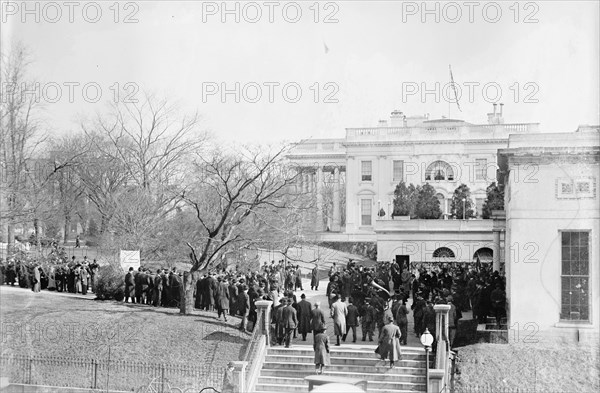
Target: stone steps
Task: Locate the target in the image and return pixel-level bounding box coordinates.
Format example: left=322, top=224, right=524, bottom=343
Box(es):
left=255, top=345, right=427, bottom=392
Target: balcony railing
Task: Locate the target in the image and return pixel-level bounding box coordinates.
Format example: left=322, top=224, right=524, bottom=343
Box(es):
left=374, top=218, right=495, bottom=232
left=346, top=123, right=539, bottom=141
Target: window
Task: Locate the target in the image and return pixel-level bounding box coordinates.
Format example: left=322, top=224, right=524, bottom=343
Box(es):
left=561, top=231, right=590, bottom=321
left=433, top=247, right=455, bottom=258
left=360, top=199, right=372, bottom=226
left=361, top=161, right=372, bottom=181
left=475, top=159, right=487, bottom=181
left=425, top=161, right=454, bottom=181
left=393, top=160, right=404, bottom=182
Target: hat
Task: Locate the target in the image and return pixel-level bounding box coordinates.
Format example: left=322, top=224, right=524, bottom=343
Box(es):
left=300, top=293, right=306, bottom=299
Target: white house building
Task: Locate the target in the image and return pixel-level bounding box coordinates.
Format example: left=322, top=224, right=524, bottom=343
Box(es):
left=288, top=105, right=538, bottom=268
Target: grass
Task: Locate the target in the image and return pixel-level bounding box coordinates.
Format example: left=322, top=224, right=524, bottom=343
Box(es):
left=454, top=342, right=600, bottom=392
left=0, top=287, right=249, bottom=391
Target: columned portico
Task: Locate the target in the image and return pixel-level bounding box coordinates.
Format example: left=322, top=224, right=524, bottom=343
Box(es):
left=332, top=167, right=341, bottom=231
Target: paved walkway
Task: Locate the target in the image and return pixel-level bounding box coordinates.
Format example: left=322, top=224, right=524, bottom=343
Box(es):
left=283, top=277, right=425, bottom=349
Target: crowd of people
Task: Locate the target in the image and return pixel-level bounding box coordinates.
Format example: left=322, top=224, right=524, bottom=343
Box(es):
left=2, top=247, right=507, bottom=370
left=0, top=255, right=100, bottom=295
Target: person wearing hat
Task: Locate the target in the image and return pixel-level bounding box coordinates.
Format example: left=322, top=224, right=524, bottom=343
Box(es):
left=360, top=299, right=375, bottom=342
left=237, top=285, right=250, bottom=332
left=281, top=298, right=298, bottom=348
left=375, top=315, right=402, bottom=368
left=313, top=327, right=330, bottom=375
left=395, top=299, right=410, bottom=345
left=124, top=267, right=136, bottom=303
left=310, top=302, right=327, bottom=341
left=343, top=298, right=359, bottom=343
left=273, top=298, right=287, bottom=345
left=216, top=276, right=230, bottom=322
left=297, top=293, right=312, bottom=341
left=330, top=295, right=348, bottom=346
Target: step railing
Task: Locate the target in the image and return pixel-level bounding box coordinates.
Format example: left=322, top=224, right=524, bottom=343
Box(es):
left=429, top=304, right=452, bottom=393
left=228, top=300, right=272, bottom=393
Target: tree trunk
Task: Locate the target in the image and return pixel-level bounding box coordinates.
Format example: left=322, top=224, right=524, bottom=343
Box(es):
left=63, top=215, right=71, bottom=244
left=33, top=218, right=41, bottom=247
left=7, top=223, right=14, bottom=251
left=100, top=215, right=108, bottom=234
left=180, top=270, right=203, bottom=315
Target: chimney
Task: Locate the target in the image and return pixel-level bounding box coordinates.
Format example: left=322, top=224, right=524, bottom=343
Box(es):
left=493, top=103, right=497, bottom=115
left=378, top=120, right=388, bottom=127
left=498, top=103, right=504, bottom=124
left=390, top=110, right=405, bottom=127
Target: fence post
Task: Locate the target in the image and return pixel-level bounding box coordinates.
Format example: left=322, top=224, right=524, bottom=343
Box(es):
left=92, top=359, right=98, bottom=389
left=28, top=357, right=33, bottom=384
left=161, top=364, right=165, bottom=393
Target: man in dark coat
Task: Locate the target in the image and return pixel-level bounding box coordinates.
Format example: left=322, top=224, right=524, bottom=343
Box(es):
left=216, top=277, right=230, bottom=322
left=124, top=267, right=135, bottom=303
left=281, top=298, right=298, bottom=348
left=343, top=298, right=359, bottom=343
left=296, top=294, right=312, bottom=341
left=310, top=302, right=327, bottom=341
left=161, top=268, right=170, bottom=306
left=412, top=295, right=426, bottom=336
left=360, top=300, right=375, bottom=341
left=169, top=268, right=182, bottom=306
left=310, top=264, right=319, bottom=290
left=228, top=279, right=239, bottom=316
left=237, top=285, right=250, bottom=332
left=145, top=269, right=154, bottom=305
left=134, top=267, right=144, bottom=304
left=153, top=269, right=163, bottom=307
left=273, top=298, right=286, bottom=345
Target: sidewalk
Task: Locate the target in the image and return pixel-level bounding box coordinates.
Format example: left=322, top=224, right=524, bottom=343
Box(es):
left=283, top=277, right=425, bottom=349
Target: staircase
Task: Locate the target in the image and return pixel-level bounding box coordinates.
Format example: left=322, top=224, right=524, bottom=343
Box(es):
left=253, top=345, right=427, bottom=392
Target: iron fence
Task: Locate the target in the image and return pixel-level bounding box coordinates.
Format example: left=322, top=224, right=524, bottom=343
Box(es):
left=0, top=354, right=224, bottom=392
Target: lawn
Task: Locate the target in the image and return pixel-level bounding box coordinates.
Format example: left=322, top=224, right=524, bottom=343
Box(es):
left=0, top=286, right=249, bottom=391
left=454, top=342, right=600, bottom=392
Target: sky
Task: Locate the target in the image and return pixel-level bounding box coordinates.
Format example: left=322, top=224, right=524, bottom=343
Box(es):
left=1, top=0, right=599, bottom=143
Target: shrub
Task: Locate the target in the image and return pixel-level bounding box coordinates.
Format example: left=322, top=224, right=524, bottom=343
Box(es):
left=95, top=264, right=125, bottom=301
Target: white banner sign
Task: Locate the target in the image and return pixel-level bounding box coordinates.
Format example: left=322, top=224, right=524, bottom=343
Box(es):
left=120, top=250, right=141, bottom=272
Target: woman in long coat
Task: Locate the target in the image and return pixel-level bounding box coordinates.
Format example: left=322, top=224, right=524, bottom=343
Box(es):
left=313, top=328, right=330, bottom=374
left=376, top=316, right=402, bottom=368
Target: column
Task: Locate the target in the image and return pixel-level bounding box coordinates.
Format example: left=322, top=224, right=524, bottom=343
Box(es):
left=316, top=167, right=323, bottom=232
left=228, top=361, right=248, bottom=393
left=255, top=300, right=273, bottom=344
left=434, top=304, right=451, bottom=344
left=332, top=167, right=341, bottom=231
left=301, top=171, right=308, bottom=193
left=308, top=172, right=314, bottom=193
left=493, top=230, right=501, bottom=272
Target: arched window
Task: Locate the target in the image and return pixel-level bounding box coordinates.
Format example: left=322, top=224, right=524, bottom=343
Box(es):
left=473, top=248, right=493, bottom=262
left=433, top=247, right=455, bottom=258
left=425, top=161, right=454, bottom=181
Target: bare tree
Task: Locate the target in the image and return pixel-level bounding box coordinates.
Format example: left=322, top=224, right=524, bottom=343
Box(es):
left=178, top=144, right=300, bottom=314
left=0, top=44, right=47, bottom=249
left=79, top=94, right=206, bottom=244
